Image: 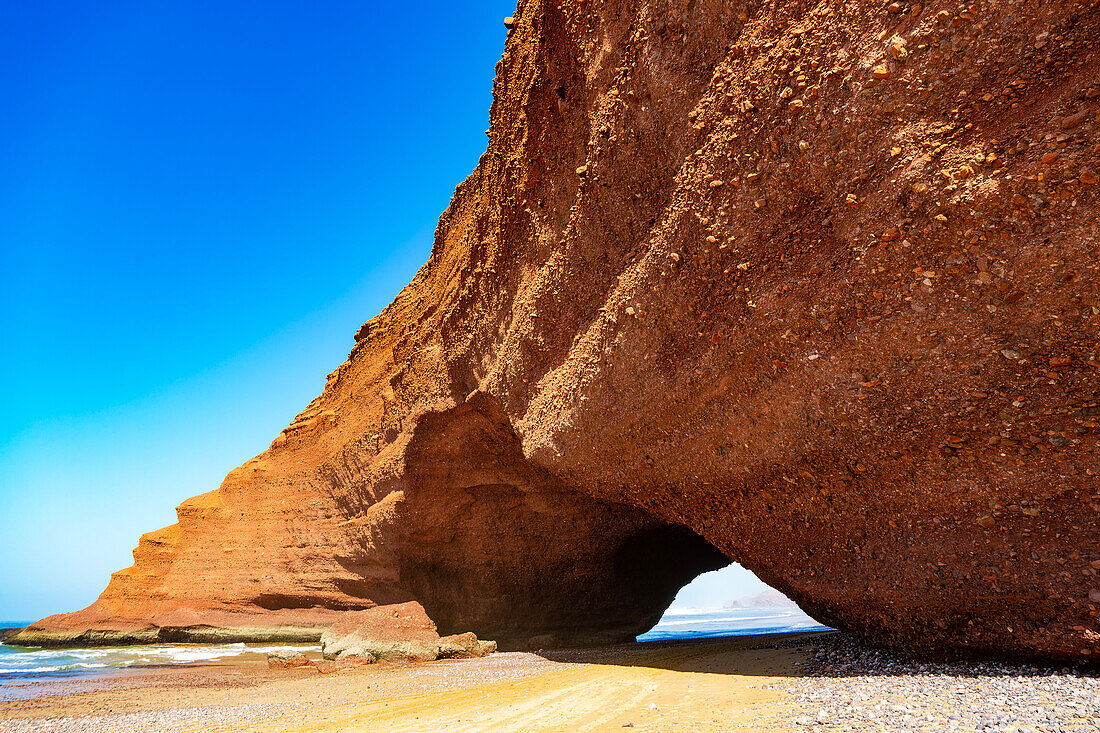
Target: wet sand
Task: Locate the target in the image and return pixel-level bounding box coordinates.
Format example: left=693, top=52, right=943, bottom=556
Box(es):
left=0, top=633, right=815, bottom=732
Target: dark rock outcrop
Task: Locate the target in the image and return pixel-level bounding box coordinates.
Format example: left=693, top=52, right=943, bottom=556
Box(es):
left=13, top=0, right=1100, bottom=662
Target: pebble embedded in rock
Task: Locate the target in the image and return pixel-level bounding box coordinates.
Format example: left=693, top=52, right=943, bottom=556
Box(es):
left=1061, top=111, right=1088, bottom=129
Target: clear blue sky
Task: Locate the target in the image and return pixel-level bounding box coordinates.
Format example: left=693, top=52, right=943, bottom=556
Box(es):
left=0, top=1, right=769, bottom=623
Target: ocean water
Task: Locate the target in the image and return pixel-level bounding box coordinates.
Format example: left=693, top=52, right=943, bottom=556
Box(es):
left=0, top=639, right=319, bottom=699
left=637, top=606, right=832, bottom=643
left=0, top=607, right=829, bottom=693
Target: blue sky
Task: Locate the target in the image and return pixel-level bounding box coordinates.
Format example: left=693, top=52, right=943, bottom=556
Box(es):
left=0, top=1, right=767, bottom=623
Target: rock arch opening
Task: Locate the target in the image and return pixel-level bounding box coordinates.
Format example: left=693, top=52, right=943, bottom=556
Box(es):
left=640, top=563, right=829, bottom=643
left=377, top=392, right=729, bottom=649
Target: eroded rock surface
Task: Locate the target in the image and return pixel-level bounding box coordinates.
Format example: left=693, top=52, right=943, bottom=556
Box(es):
left=14, top=0, right=1100, bottom=661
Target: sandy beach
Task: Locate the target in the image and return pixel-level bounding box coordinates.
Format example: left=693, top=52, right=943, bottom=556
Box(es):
left=1, top=633, right=809, bottom=732
left=4, top=631, right=1099, bottom=732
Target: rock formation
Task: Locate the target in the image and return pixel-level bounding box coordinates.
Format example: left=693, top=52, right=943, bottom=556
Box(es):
left=267, top=650, right=311, bottom=669
left=12, top=0, right=1100, bottom=661
left=319, top=601, right=496, bottom=663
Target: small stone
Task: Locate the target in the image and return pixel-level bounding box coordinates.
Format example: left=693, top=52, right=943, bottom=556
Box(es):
left=576, top=164, right=589, bottom=176
left=624, top=306, right=636, bottom=316
left=1049, top=356, right=1072, bottom=368
left=887, top=2, right=903, bottom=12
left=1090, top=560, right=1100, bottom=570
left=977, top=515, right=995, bottom=529
left=1090, top=589, right=1100, bottom=603
left=1080, top=168, right=1098, bottom=185
left=709, top=179, right=725, bottom=188
left=789, top=98, right=805, bottom=111
left=1041, top=152, right=1060, bottom=164
left=669, top=252, right=681, bottom=263
left=1061, top=111, right=1088, bottom=129
left=872, top=65, right=890, bottom=79
left=503, top=16, right=516, bottom=29
left=267, top=650, right=310, bottom=669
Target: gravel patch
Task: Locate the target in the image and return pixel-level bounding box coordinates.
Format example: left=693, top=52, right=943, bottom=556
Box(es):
left=770, top=634, right=1100, bottom=733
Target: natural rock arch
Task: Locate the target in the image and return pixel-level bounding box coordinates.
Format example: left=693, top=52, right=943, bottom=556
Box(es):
left=15, top=0, right=1100, bottom=663
left=353, top=392, right=732, bottom=648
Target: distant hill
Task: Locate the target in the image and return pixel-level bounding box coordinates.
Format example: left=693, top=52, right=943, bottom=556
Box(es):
left=724, top=589, right=799, bottom=609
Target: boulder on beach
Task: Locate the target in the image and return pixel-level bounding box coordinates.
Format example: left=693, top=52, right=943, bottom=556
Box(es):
left=438, top=632, right=497, bottom=659
left=320, top=602, right=495, bottom=664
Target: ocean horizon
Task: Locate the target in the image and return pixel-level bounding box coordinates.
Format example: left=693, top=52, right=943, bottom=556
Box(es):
left=637, top=606, right=831, bottom=643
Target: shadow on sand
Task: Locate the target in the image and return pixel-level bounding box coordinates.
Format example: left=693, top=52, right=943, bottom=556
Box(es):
left=538, top=630, right=1100, bottom=681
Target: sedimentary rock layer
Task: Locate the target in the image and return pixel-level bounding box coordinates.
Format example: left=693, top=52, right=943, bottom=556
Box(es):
left=15, top=0, right=1100, bottom=660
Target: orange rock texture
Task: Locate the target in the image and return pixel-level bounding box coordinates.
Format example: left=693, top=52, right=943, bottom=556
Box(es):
left=15, top=0, right=1100, bottom=661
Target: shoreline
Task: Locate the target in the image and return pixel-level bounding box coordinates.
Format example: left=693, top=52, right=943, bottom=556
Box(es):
left=4, top=631, right=1098, bottom=732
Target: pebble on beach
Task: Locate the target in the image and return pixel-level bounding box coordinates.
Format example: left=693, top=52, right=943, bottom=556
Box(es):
left=776, top=635, right=1100, bottom=733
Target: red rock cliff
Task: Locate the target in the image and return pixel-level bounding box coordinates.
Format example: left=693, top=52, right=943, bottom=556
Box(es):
left=16, top=0, right=1100, bottom=661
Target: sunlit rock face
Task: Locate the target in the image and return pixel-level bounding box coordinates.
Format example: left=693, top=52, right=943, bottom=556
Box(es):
left=16, top=0, right=1100, bottom=661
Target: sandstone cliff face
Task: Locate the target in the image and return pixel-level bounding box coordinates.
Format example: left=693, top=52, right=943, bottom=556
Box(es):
left=17, top=0, right=1100, bottom=661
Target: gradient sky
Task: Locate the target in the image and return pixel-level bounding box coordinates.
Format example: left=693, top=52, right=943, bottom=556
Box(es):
left=0, top=1, right=768, bottom=623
